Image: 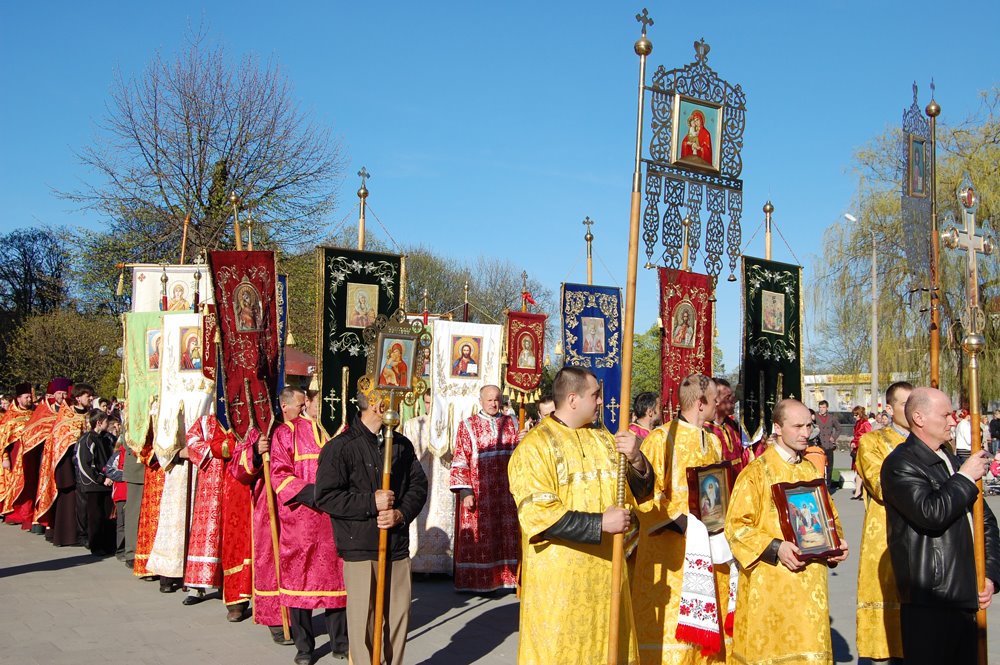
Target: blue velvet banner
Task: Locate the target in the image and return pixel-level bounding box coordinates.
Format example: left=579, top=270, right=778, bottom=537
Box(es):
left=561, top=283, right=623, bottom=433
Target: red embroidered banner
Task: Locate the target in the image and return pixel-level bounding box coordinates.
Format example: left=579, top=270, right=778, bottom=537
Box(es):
left=504, top=311, right=545, bottom=398
left=659, top=268, right=714, bottom=416
left=208, top=251, right=280, bottom=442
left=201, top=304, right=218, bottom=381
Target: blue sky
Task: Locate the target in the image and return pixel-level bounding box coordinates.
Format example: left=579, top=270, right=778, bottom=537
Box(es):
left=2, top=1, right=998, bottom=369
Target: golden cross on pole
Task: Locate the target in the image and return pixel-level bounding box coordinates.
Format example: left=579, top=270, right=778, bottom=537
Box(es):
left=942, top=173, right=994, bottom=665
left=357, top=166, right=370, bottom=251
left=520, top=270, right=529, bottom=313
left=583, top=217, right=595, bottom=285
left=229, top=192, right=244, bottom=251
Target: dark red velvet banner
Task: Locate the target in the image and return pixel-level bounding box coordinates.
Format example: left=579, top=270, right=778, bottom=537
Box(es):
left=659, top=268, right=714, bottom=417
left=208, top=251, right=280, bottom=441
left=505, top=310, right=546, bottom=397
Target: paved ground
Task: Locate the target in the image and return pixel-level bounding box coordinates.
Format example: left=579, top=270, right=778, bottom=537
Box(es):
left=2, top=471, right=1000, bottom=664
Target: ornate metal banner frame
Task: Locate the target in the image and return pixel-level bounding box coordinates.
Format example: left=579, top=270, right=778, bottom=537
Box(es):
left=641, top=39, right=746, bottom=281
left=901, top=81, right=932, bottom=278
left=359, top=308, right=431, bottom=409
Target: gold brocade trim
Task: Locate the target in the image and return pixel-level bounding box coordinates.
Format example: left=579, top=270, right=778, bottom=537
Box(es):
left=293, top=454, right=319, bottom=461
left=254, top=588, right=279, bottom=597
left=517, top=492, right=559, bottom=513
left=857, top=601, right=900, bottom=610
left=224, top=597, right=251, bottom=606
left=565, top=469, right=616, bottom=486
left=732, top=651, right=832, bottom=665
left=279, top=588, right=347, bottom=597
left=275, top=476, right=295, bottom=494
left=223, top=558, right=252, bottom=576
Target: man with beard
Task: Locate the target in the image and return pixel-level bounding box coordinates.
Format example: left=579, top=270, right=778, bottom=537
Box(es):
left=450, top=385, right=520, bottom=593
left=451, top=343, right=478, bottom=377
left=5, top=378, right=70, bottom=531
left=0, top=384, right=35, bottom=516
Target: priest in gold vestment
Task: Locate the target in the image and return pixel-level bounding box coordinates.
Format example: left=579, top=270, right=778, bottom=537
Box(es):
left=509, top=367, right=654, bottom=665
left=725, top=399, right=849, bottom=665
left=855, top=381, right=912, bottom=662
left=632, top=374, right=732, bottom=664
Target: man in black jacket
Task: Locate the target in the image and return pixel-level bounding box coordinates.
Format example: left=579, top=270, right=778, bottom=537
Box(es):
left=314, top=391, right=427, bottom=665
left=882, top=387, right=1000, bottom=665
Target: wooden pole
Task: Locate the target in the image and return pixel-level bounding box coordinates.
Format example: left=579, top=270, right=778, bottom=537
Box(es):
left=609, top=12, right=651, bottom=664
left=372, top=399, right=400, bottom=665
left=968, top=350, right=989, bottom=665
left=358, top=167, right=370, bottom=251
left=927, top=94, right=941, bottom=389
left=230, top=193, right=244, bottom=252
left=584, top=216, right=595, bottom=285
left=519, top=272, right=528, bottom=431
left=680, top=218, right=691, bottom=271
left=180, top=214, right=191, bottom=264
left=763, top=201, right=774, bottom=261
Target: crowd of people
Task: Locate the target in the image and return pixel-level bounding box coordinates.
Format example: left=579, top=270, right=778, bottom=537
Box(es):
left=1, top=369, right=997, bottom=665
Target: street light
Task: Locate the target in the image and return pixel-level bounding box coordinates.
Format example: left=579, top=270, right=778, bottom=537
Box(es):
left=844, top=213, right=879, bottom=415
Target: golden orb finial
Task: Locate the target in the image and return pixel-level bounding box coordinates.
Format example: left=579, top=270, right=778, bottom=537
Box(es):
left=763, top=200, right=774, bottom=215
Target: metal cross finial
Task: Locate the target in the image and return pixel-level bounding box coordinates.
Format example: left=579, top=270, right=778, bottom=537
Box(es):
left=942, top=174, right=994, bottom=335
left=583, top=216, right=594, bottom=240
left=521, top=270, right=528, bottom=291
left=912, top=81, right=919, bottom=104
left=358, top=166, right=370, bottom=187
left=635, top=8, right=653, bottom=35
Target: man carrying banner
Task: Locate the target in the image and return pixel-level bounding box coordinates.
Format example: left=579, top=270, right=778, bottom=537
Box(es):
left=270, top=387, right=348, bottom=663
left=725, top=399, right=848, bottom=664
left=450, top=384, right=520, bottom=593
left=508, top=366, right=653, bottom=664
left=855, top=381, right=912, bottom=662
left=632, top=374, right=734, bottom=664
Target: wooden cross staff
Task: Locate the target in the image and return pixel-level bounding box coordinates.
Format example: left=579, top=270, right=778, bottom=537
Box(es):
left=942, top=173, right=994, bottom=665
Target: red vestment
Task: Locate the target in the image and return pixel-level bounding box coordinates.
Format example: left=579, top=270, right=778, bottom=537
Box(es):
left=229, top=429, right=280, bottom=626
left=133, top=440, right=164, bottom=577
left=0, top=405, right=33, bottom=514
left=680, top=127, right=713, bottom=164
left=35, top=407, right=88, bottom=527
left=449, top=412, right=520, bottom=592
left=6, top=400, right=59, bottom=527
left=184, top=415, right=253, bottom=606
left=704, top=415, right=749, bottom=475
left=271, top=416, right=346, bottom=610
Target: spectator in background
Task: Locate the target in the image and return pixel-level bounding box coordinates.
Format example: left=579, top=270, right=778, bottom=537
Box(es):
left=629, top=391, right=661, bottom=446
left=989, top=410, right=1000, bottom=455
left=75, top=408, right=115, bottom=555
left=851, top=406, right=873, bottom=500
left=816, top=400, right=840, bottom=490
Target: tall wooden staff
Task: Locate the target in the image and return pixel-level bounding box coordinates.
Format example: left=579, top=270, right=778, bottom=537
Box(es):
left=942, top=175, right=993, bottom=664
left=372, top=398, right=400, bottom=665
left=608, top=9, right=652, bottom=665
left=927, top=89, right=942, bottom=388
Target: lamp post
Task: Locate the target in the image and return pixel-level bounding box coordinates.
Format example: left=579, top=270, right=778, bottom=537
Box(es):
left=845, top=213, right=878, bottom=414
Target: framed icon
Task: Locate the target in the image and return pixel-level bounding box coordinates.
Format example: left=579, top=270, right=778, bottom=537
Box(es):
left=670, top=94, right=723, bottom=173
left=686, top=461, right=735, bottom=535
left=771, top=479, right=844, bottom=561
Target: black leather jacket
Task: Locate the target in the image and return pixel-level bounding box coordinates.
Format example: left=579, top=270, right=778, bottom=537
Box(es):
left=881, top=434, right=1000, bottom=610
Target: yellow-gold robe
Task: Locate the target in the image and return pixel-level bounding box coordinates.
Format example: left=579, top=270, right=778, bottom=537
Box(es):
left=508, top=416, right=640, bottom=665
left=855, top=426, right=905, bottom=659
left=724, top=446, right=842, bottom=665
left=632, top=419, right=730, bottom=665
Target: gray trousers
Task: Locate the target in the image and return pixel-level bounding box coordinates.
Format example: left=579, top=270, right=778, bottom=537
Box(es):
left=343, top=558, right=412, bottom=665
left=123, top=482, right=144, bottom=561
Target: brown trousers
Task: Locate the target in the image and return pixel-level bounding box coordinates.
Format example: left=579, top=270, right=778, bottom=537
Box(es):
left=343, top=558, right=412, bottom=665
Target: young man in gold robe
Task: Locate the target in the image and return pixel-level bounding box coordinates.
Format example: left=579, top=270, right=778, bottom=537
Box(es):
left=508, top=366, right=653, bottom=665
left=632, top=374, right=731, bottom=664
left=725, top=399, right=849, bottom=665
left=855, top=381, right=912, bottom=662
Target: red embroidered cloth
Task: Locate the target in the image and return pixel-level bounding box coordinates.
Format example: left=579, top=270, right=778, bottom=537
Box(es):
left=659, top=268, right=714, bottom=416
left=504, top=311, right=545, bottom=397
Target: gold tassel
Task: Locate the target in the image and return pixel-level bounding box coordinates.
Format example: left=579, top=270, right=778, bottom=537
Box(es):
left=286, top=328, right=296, bottom=346
left=399, top=255, right=408, bottom=312
left=116, top=268, right=125, bottom=296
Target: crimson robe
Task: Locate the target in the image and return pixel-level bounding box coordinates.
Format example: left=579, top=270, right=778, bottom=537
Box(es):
left=270, top=416, right=346, bottom=610
left=35, top=407, right=88, bottom=527
left=449, top=412, right=519, bottom=592
left=229, top=429, right=280, bottom=626
left=133, top=441, right=164, bottom=577
left=705, top=415, right=750, bottom=475
left=6, top=399, right=59, bottom=527
left=184, top=415, right=253, bottom=606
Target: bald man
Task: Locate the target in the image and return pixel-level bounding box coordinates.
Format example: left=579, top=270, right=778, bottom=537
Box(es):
left=881, top=387, right=1000, bottom=665
left=449, top=384, right=520, bottom=593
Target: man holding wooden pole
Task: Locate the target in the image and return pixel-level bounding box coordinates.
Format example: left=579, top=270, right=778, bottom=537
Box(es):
left=315, top=390, right=427, bottom=665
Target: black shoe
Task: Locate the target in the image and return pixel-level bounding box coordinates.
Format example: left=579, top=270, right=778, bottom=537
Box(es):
left=159, top=579, right=182, bottom=593
left=330, top=648, right=348, bottom=660
left=293, top=652, right=312, bottom=665
left=124, top=559, right=135, bottom=569
left=269, top=626, right=295, bottom=646
left=182, top=594, right=206, bottom=606
left=30, top=524, right=45, bottom=535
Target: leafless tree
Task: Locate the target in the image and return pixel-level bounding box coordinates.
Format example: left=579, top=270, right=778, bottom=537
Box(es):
left=64, top=30, right=343, bottom=261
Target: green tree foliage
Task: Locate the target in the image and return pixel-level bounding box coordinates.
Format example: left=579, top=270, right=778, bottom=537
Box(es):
left=630, top=324, right=662, bottom=397
left=6, top=311, right=122, bottom=396
left=812, top=86, right=1000, bottom=402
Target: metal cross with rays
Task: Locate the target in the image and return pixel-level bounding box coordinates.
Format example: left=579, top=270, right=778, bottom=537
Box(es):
left=358, top=166, right=370, bottom=188
left=583, top=216, right=594, bottom=237
left=942, top=174, right=994, bottom=335
left=635, top=8, right=653, bottom=35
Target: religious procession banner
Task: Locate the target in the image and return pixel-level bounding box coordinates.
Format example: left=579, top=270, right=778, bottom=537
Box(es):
left=561, top=283, right=623, bottom=432
left=153, top=313, right=215, bottom=466
left=429, top=319, right=502, bottom=458
left=201, top=305, right=218, bottom=382
left=316, top=247, right=403, bottom=436
left=659, top=268, right=714, bottom=416
left=503, top=311, right=546, bottom=401
left=131, top=264, right=214, bottom=313
left=740, top=256, right=803, bottom=441
left=208, top=251, right=281, bottom=442
left=277, top=274, right=288, bottom=391
left=124, top=311, right=165, bottom=454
